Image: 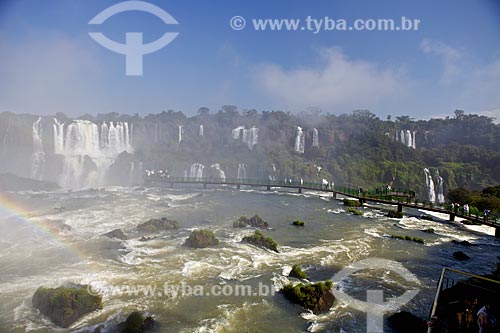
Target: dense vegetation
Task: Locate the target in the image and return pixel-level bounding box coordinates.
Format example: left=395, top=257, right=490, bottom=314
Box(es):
left=447, top=185, right=500, bottom=214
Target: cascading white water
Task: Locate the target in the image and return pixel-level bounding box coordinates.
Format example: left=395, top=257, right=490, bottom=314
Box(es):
left=53, top=119, right=132, bottom=188
left=210, top=163, right=226, bottom=181
left=178, top=125, right=183, bottom=144
left=199, top=125, right=204, bottom=137
left=244, top=127, right=258, bottom=150
left=189, top=163, right=204, bottom=180
left=424, top=168, right=436, bottom=203
left=232, top=126, right=244, bottom=140
left=397, top=130, right=416, bottom=149
left=294, top=126, right=305, bottom=154
left=312, top=128, right=319, bottom=147
left=237, top=163, right=247, bottom=180
left=231, top=126, right=258, bottom=150
left=53, top=118, right=64, bottom=154
left=436, top=169, right=445, bottom=203
left=31, top=117, right=45, bottom=180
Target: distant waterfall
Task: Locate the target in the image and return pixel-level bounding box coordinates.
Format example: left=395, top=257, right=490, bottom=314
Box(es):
left=397, top=130, right=416, bottom=149
left=294, top=127, right=305, bottom=154
left=436, top=169, right=445, bottom=204
left=199, top=125, right=204, bottom=137
left=178, top=125, right=183, bottom=144
left=232, top=126, right=259, bottom=150
left=312, top=128, right=319, bottom=147
left=31, top=117, right=45, bottom=180
left=53, top=119, right=132, bottom=188
left=237, top=163, right=247, bottom=180
left=154, top=123, right=158, bottom=143
left=210, top=163, right=226, bottom=181
left=189, top=163, right=204, bottom=180
left=424, top=168, right=436, bottom=203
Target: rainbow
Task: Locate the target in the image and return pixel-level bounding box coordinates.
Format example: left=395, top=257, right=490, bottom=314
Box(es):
left=0, top=192, right=85, bottom=260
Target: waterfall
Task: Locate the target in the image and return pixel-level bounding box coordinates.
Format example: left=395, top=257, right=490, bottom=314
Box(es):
left=232, top=126, right=244, bottom=140
left=397, top=129, right=416, bottom=149
left=189, top=163, right=204, bottom=180
left=53, top=118, right=64, bottom=154
left=424, top=168, right=436, bottom=203
left=436, top=169, right=445, bottom=204
left=210, top=163, right=226, bottom=181
left=199, top=125, right=204, bottom=137
left=53, top=119, right=132, bottom=188
left=154, top=123, right=158, bottom=143
left=294, top=127, right=305, bottom=154
left=31, top=117, right=45, bottom=180
left=237, top=163, right=247, bottom=180
left=312, top=128, right=319, bottom=147
left=178, top=125, right=183, bottom=144
left=232, top=126, right=258, bottom=150
left=243, top=127, right=258, bottom=150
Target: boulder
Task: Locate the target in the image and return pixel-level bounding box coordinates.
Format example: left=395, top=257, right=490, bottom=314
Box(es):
left=233, top=214, right=269, bottom=228
left=137, top=218, right=179, bottom=233
left=289, top=264, right=308, bottom=279
left=242, top=230, right=279, bottom=252
left=184, top=229, right=219, bottom=248
left=103, top=229, right=127, bottom=240
left=282, top=281, right=334, bottom=313
left=453, top=251, right=470, bottom=261
left=451, top=240, right=475, bottom=247
left=32, top=285, right=102, bottom=328
left=292, top=220, right=305, bottom=226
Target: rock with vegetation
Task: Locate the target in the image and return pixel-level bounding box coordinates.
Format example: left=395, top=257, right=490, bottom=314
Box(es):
left=292, top=220, right=305, bottom=226
left=184, top=229, right=219, bottom=248
left=103, top=228, right=127, bottom=240
left=137, top=218, right=179, bottom=233
left=343, top=199, right=361, bottom=207
left=32, top=285, right=102, bottom=328
left=347, top=208, right=363, bottom=215
left=233, top=214, right=269, bottom=228
left=422, top=228, right=435, bottom=233
left=387, top=210, right=404, bottom=218
left=453, top=251, right=470, bottom=261
left=282, top=281, right=334, bottom=313
left=115, top=311, right=159, bottom=333
left=390, top=234, right=425, bottom=244
left=289, top=264, right=308, bottom=279
left=242, top=230, right=279, bottom=252
left=388, top=311, right=427, bottom=333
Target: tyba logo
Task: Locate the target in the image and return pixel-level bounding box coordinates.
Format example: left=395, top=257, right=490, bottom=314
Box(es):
left=88, top=1, right=179, bottom=76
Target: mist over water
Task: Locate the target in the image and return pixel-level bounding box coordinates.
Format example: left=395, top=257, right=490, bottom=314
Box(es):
left=0, top=186, right=498, bottom=332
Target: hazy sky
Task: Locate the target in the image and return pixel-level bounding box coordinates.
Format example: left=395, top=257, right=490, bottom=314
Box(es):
left=0, top=0, right=499, bottom=119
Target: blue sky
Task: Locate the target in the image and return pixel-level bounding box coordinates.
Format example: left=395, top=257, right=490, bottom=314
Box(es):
left=0, top=0, right=499, bottom=119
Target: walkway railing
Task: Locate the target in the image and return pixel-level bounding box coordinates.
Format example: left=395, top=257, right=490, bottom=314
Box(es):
left=145, top=175, right=499, bottom=225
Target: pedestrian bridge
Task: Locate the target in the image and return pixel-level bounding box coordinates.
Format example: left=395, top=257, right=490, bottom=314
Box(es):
left=145, top=176, right=500, bottom=237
